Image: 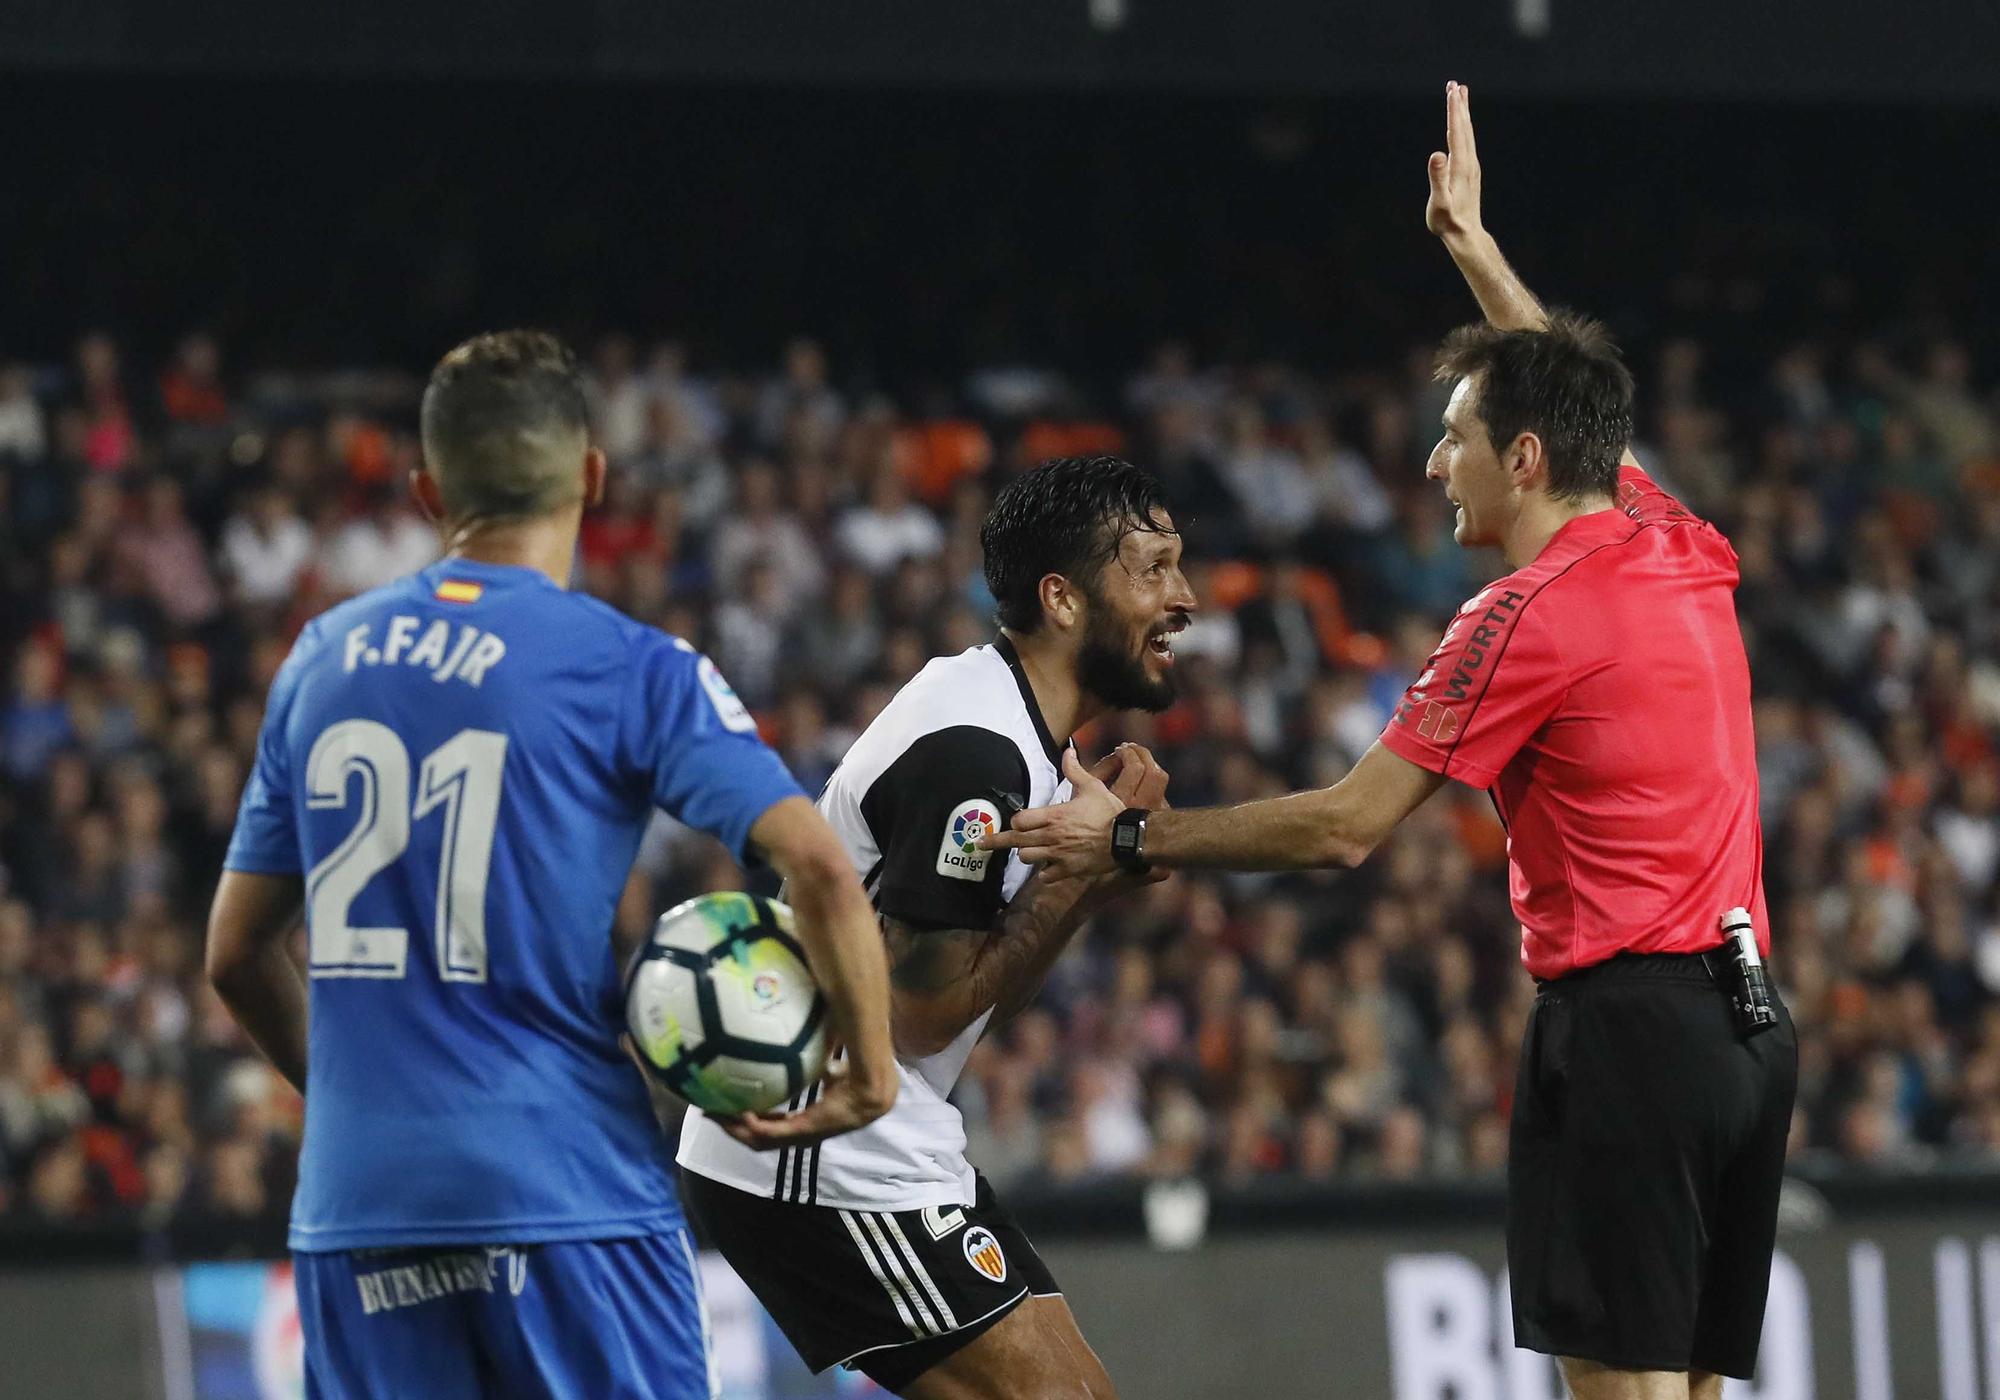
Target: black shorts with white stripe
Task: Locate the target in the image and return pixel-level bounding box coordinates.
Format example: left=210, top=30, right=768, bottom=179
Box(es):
left=769, top=1080, right=825, bottom=1204
left=680, top=1168, right=1059, bottom=1394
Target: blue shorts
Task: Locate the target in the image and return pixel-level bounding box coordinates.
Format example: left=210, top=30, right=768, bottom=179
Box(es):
left=293, top=1230, right=714, bottom=1400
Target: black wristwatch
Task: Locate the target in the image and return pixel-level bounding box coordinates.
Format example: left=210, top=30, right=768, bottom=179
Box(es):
left=1110, top=808, right=1151, bottom=874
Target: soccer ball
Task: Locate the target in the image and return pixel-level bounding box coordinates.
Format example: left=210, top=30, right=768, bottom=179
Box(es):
left=624, top=891, right=829, bottom=1116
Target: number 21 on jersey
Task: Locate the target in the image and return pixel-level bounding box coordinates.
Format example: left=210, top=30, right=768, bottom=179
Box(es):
left=304, top=719, right=508, bottom=983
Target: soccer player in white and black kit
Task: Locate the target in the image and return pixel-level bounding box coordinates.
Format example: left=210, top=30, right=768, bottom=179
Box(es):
left=679, top=457, right=1193, bottom=1398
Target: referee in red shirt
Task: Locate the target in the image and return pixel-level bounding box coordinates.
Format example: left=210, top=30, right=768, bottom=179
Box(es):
left=989, top=84, right=1798, bottom=1400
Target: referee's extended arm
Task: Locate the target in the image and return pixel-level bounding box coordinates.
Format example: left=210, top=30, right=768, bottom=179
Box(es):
left=982, top=744, right=1444, bottom=879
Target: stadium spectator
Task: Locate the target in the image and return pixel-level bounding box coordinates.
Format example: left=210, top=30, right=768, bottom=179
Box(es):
left=0, top=365, right=47, bottom=462
left=710, top=461, right=824, bottom=611
left=835, top=460, right=944, bottom=575
left=221, top=486, right=315, bottom=610
left=316, top=480, right=436, bottom=597
left=158, top=332, right=229, bottom=428
left=589, top=334, right=652, bottom=465
left=1220, top=399, right=1317, bottom=545
left=116, top=477, right=222, bottom=630
left=756, top=338, right=845, bottom=450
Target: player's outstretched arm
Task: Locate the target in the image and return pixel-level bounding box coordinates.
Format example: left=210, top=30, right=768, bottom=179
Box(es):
left=207, top=871, right=310, bottom=1093
left=731, top=796, right=899, bottom=1150
left=986, top=743, right=1444, bottom=878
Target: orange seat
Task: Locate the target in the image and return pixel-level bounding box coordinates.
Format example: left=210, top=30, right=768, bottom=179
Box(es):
left=1020, top=420, right=1127, bottom=463
left=1207, top=561, right=1265, bottom=611
left=898, top=421, right=994, bottom=505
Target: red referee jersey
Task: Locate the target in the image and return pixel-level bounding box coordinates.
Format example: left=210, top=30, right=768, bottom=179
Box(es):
left=1379, top=463, right=1768, bottom=979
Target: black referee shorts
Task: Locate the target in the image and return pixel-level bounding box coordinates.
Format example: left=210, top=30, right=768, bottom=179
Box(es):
left=1508, top=951, right=1798, bottom=1379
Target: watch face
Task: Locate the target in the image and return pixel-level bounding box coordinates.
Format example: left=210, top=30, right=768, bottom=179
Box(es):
left=1112, top=813, right=1146, bottom=869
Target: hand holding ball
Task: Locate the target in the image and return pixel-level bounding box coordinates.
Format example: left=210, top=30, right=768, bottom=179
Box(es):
left=624, top=892, right=830, bottom=1116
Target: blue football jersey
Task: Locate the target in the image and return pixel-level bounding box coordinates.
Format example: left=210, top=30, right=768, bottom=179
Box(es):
left=224, top=558, right=805, bottom=1252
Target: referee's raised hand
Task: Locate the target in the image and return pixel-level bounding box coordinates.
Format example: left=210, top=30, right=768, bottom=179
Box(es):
left=1426, top=79, right=1550, bottom=331
left=1425, top=80, right=1483, bottom=245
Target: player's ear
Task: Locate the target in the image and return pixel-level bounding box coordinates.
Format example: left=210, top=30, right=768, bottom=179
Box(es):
left=1039, top=572, right=1079, bottom=633
left=409, top=468, right=445, bottom=526
left=1506, top=431, right=1546, bottom=494
left=583, top=447, right=608, bottom=509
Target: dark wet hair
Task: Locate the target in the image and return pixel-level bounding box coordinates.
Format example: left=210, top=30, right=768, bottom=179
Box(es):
left=980, top=456, right=1174, bottom=633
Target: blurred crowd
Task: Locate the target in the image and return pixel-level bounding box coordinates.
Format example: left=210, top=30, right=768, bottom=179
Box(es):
left=2, top=313, right=1999, bottom=1230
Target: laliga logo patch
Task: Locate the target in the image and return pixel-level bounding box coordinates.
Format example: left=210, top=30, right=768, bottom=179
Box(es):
left=952, top=808, right=993, bottom=852
left=751, top=970, right=783, bottom=1008
left=936, top=799, right=997, bottom=882
left=697, top=655, right=759, bottom=734
left=962, top=1226, right=1008, bottom=1283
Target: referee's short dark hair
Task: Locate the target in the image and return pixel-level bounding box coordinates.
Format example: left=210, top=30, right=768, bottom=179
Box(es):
left=420, top=329, right=591, bottom=522
left=1435, top=311, right=1636, bottom=502
left=981, top=456, right=1174, bottom=633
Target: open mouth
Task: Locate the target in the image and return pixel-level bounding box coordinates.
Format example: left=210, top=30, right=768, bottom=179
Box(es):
left=1148, top=616, right=1188, bottom=663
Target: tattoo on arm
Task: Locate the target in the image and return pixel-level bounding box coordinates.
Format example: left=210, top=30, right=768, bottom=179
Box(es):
left=881, top=872, right=1097, bottom=1054
left=883, top=919, right=984, bottom=996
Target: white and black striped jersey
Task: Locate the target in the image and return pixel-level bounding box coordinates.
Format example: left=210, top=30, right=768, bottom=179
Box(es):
left=678, top=637, right=1072, bottom=1212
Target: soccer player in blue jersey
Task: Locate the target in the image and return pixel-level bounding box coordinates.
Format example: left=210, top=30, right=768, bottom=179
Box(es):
left=205, top=330, right=898, bottom=1399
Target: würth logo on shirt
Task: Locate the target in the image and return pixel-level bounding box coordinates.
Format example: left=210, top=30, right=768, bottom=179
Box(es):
left=1433, top=587, right=1526, bottom=703
left=1397, top=587, right=1528, bottom=733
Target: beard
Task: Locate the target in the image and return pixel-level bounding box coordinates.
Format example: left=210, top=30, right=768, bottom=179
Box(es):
left=1077, top=600, right=1177, bottom=713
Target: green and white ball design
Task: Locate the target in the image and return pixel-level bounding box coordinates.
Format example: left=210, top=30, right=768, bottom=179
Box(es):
left=624, top=891, right=829, bottom=1116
